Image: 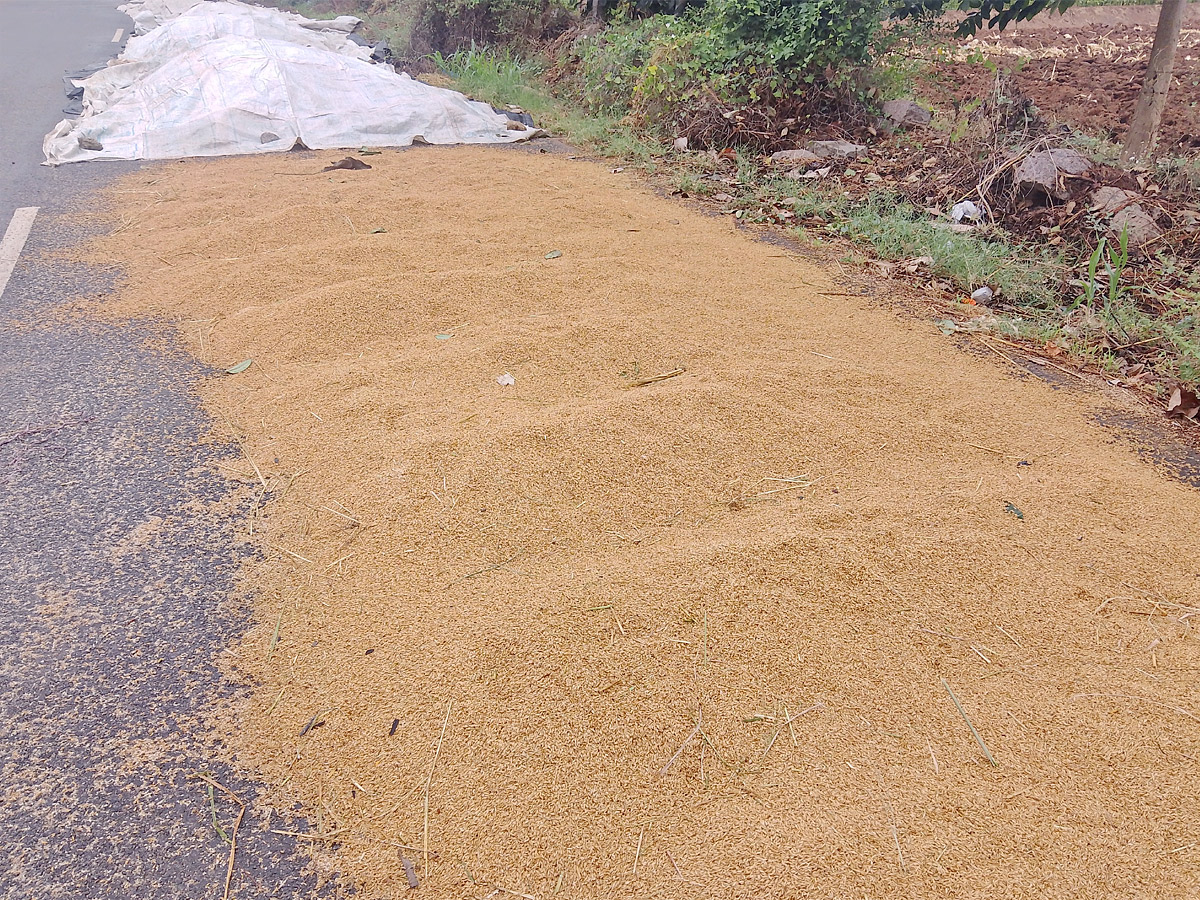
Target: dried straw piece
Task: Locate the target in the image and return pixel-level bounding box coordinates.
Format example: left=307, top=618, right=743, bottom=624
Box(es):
left=423, top=701, right=453, bottom=878
left=941, top=678, right=998, bottom=767
left=624, top=366, right=686, bottom=388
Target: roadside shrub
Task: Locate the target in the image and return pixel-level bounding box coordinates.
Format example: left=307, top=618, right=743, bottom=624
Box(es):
left=566, top=0, right=885, bottom=125
left=705, top=0, right=882, bottom=84
left=275, top=0, right=575, bottom=55
left=408, top=0, right=574, bottom=53
left=574, top=17, right=710, bottom=117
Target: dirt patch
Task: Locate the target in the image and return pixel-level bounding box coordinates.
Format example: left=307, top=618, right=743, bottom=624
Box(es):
left=94, top=145, right=1200, bottom=899
left=1007, top=5, right=1200, bottom=31
left=922, top=15, right=1200, bottom=152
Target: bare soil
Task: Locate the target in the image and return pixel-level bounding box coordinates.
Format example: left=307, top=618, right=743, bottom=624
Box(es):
left=95, top=145, right=1200, bottom=899
left=924, top=7, right=1200, bottom=152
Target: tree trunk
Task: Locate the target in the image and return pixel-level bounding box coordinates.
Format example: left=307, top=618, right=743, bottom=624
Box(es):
left=1121, top=0, right=1187, bottom=164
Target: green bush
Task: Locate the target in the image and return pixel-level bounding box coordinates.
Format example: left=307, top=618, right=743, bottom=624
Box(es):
left=567, top=0, right=885, bottom=124
left=410, top=0, right=574, bottom=53
left=271, top=0, right=574, bottom=56
left=574, top=17, right=708, bottom=116
left=705, top=0, right=881, bottom=82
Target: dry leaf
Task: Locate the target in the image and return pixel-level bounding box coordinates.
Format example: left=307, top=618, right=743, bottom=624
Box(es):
left=1166, top=384, right=1200, bottom=419
left=903, top=256, right=934, bottom=274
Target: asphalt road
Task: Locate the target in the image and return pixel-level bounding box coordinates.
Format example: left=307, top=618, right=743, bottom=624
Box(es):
left=0, top=0, right=131, bottom=224
left=1, top=3, right=330, bottom=897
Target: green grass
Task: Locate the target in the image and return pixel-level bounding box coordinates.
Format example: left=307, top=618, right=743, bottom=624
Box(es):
left=430, top=48, right=550, bottom=114
left=837, top=195, right=1060, bottom=306
left=430, top=47, right=663, bottom=159
left=682, top=170, right=1061, bottom=308
left=658, top=162, right=1198, bottom=388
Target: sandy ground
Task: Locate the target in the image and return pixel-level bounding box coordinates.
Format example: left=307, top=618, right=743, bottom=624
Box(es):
left=93, top=144, right=1200, bottom=899
left=928, top=7, right=1200, bottom=150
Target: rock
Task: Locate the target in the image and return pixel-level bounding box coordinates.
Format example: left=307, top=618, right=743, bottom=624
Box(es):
left=970, top=286, right=994, bottom=304
left=1013, top=148, right=1092, bottom=200
left=1091, top=185, right=1133, bottom=214
left=77, top=135, right=103, bottom=151
left=807, top=140, right=867, bottom=160
left=673, top=136, right=689, bottom=151
left=1091, top=185, right=1163, bottom=248
left=882, top=99, right=932, bottom=128
left=770, top=148, right=820, bottom=165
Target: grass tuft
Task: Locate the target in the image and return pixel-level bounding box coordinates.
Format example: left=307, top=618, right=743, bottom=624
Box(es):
left=430, top=47, right=662, bottom=159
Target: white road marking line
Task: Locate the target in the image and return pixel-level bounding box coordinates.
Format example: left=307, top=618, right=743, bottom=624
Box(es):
left=0, top=207, right=40, bottom=301
left=112, top=27, right=124, bottom=42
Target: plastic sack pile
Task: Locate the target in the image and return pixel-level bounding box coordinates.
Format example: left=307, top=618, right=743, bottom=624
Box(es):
left=43, top=0, right=539, bottom=165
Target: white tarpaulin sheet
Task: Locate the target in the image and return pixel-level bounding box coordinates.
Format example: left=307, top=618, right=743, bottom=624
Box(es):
left=70, top=3, right=373, bottom=119
left=121, top=2, right=372, bottom=67
left=119, top=0, right=361, bottom=36
left=44, top=1, right=538, bottom=165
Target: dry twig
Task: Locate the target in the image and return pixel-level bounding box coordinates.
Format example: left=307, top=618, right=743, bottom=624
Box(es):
left=625, top=366, right=686, bottom=388
left=661, top=711, right=703, bottom=775
left=423, top=701, right=454, bottom=877
left=223, top=807, right=245, bottom=900
left=941, top=679, right=998, bottom=766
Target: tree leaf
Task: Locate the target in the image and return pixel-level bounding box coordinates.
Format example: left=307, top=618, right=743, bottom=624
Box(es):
left=1166, top=384, right=1200, bottom=419
left=226, top=359, right=252, bottom=375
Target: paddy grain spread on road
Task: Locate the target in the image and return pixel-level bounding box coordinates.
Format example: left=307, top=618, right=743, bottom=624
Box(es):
left=92, top=145, right=1200, bottom=899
